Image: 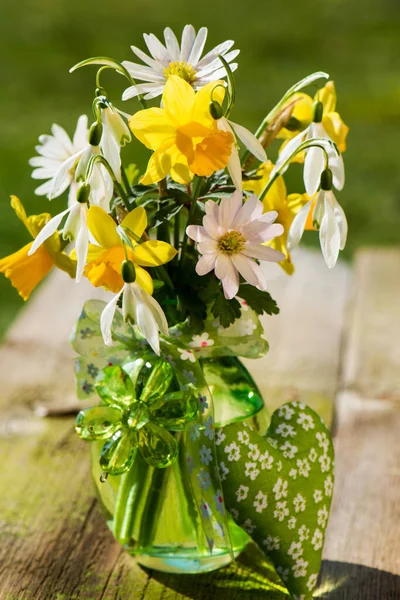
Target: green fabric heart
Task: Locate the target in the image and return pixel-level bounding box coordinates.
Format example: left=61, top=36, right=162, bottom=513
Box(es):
left=216, top=401, right=334, bottom=600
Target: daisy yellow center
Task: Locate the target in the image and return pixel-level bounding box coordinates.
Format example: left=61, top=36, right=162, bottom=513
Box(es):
left=218, top=231, right=246, bottom=255
left=164, top=61, right=197, bottom=84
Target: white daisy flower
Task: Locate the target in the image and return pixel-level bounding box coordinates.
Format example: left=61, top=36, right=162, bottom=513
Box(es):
left=186, top=191, right=284, bottom=300
left=30, top=115, right=89, bottom=202
left=122, top=24, right=239, bottom=101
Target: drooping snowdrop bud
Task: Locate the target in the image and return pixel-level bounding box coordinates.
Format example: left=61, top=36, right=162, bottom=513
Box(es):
left=209, top=100, right=224, bottom=120
left=89, top=121, right=103, bottom=146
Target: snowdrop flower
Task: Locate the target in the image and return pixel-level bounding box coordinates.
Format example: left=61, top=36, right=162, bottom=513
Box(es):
left=28, top=185, right=91, bottom=282
left=122, top=25, right=239, bottom=100
left=100, top=260, right=168, bottom=355
left=186, top=191, right=285, bottom=300
left=30, top=115, right=89, bottom=202
left=274, top=98, right=345, bottom=197
left=99, top=100, right=131, bottom=181
left=288, top=168, right=348, bottom=268
left=215, top=110, right=267, bottom=194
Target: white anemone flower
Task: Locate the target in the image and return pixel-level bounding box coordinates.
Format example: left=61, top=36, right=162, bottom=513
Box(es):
left=100, top=282, right=169, bottom=355
left=217, top=117, right=267, bottom=193
left=29, top=115, right=89, bottom=202
left=186, top=191, right=285, bottom=300
left=288, top=169, right=348, bottom=269
left=274, top=120, right=345, bottom=197
left=122, top=24, right=239, bottom=101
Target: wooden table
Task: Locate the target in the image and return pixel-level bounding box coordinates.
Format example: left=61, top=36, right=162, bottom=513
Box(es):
left=1, top=248, right=399, bottom=599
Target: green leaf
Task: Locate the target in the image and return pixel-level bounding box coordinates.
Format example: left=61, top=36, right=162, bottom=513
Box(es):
left=152, top=201, right=184, bottom=228
left=238, top=285, right=279, bottom=316
left=216, top=401, right=335, bottom=599
left=211, top=292, right=241, bottom=328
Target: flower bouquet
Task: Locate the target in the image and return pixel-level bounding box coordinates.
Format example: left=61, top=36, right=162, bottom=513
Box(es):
left=0, top=24, right=348, bottom=599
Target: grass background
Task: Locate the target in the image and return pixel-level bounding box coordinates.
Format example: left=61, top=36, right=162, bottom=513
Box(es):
left=0, top=0, right=399, bottom=337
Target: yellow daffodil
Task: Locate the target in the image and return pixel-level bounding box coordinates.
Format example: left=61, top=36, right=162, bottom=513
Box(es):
left=278, top=81, right=349, bottom=157
left=129, top=75, right=234, bottom=185
left=243, top=161, right=311, bottom=274
left=0, top=196, right=76, bottom=300
left=84, top=206, right=177, bottom=293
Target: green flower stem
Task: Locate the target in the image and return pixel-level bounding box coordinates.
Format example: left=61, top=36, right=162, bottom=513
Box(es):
left=177, top=434, right=206, bottom=554
left=258, top=138, right=332, bottom=202
left=113, top=454, right=148, bottom=545
left=174, top=210, right=180, bottom=251
left=121, top=165, right=132, bottom=199
left=137, top=463, right=170, bottom=551
left=157, top=179, right=170, bottom=244
left=179, top=176, right=203, bottom=268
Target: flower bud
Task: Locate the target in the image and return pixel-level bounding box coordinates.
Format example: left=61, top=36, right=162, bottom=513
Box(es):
left=209, top=100, right=223, bottom=120
left=320, top=168, right=333, bottom=191
left=121, top=260, right=136, bottom=283
left=89, top=121, right=103, bottom=146
left=285, top=116, right=302, bottom=132
left=77, top=183, right=91, bottom=204
left=313, top=101, right=324, bottom=123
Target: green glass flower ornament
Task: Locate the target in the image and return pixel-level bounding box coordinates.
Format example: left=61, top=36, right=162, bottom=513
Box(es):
left=76, top=361, right=198, bottom=475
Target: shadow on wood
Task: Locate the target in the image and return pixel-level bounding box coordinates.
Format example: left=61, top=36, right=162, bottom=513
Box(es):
left=148, top=543, right=290, bottom=599
left=147, top=552, right=400, bottom=600
left=316, top=560, right=400, bottom=599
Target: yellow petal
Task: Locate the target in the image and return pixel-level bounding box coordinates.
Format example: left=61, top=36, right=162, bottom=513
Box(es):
left=0, top=242, right=53, bottom=300
left=322, top=112, right=349, bottom=153
left=135, top=265, right=153, bottom=295
left=192, top=80, right=226, bottom=128
left=277, top=93, right=313, bottom=140
left=317, top=81, right=336, bottom=114
left=190, top=130, right=234, bottom=176
left=121, top=207, right=147, bottom=241
left=162, top=75, right=195, bottom=126
left=84, top=246, right=125, bottom=293
left=243, top=161, right=287, bottom=208
left=87, top=206, right=120, bottom=249
left=132, top=240, right=177, bottom=267
left=129, top=107, right=176, bottom=150
left=140, top=139, right=184, bottom=185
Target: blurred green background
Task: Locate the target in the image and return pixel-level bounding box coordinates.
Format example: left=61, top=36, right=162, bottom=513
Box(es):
left=0, top=0, right=399, bottom=337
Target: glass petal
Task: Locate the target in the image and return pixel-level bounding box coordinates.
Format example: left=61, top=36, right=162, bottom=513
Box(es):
left=139, top=359, right=174, bottom=405
left=100, top=429, right=138, bottom=475
left=75, top=406, right=123, bottom=440
left=149, top=390, right=198, bottom=430
left=139, top=422, right=178, bottom=468
left=96, top=365, right=135, bottom=408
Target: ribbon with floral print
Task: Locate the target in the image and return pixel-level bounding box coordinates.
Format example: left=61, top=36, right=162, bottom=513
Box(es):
left=70, top=299, right=268, bottom=557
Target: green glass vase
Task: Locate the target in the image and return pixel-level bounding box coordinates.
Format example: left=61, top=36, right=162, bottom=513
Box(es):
left=90, top=356, right=269, bottom=574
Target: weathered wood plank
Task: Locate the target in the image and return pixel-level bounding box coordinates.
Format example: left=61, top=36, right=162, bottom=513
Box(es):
left=0, top=272, right=109, bottom=413
left=243, top=248, right=352, bottom=426
left=321, top=392, right=400, bottom=594
left=342, top=248, right=400, bottom=400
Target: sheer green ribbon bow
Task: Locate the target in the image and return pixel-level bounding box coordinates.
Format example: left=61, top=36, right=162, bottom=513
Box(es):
left=71, top=299, right=268, bottom=556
